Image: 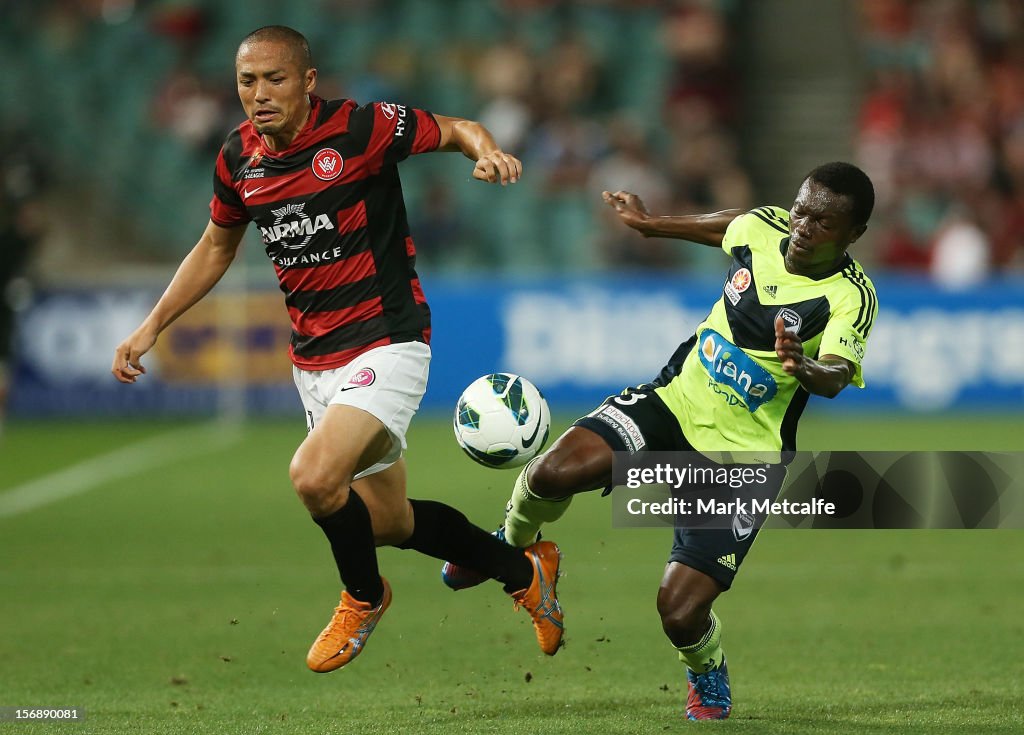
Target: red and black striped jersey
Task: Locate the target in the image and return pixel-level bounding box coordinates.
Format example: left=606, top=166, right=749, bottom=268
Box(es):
left=210, top=95, right=441, bottom=370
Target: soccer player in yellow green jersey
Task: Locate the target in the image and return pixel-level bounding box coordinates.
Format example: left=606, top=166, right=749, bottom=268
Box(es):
left=442, top=162, right=878, bottom=720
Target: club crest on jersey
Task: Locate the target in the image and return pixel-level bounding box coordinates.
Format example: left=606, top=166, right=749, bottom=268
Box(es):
left=312, top=148, right=344, bottom=181
left=776, top=307, right=802, bottom=335
left=699, top=329, right=777, bottom=412
left=724, top=268, right=752, bottom=306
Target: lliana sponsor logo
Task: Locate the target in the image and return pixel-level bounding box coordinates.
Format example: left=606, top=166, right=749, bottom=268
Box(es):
left=260, top=202, right=335, bottom=249
left=312, top=148, right=343, bottom=181
left=698, top=329, right=777, bottom=412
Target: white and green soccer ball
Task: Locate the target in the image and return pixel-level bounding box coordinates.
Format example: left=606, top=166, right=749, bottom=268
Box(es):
left=453, top=373, right=551, bottom=469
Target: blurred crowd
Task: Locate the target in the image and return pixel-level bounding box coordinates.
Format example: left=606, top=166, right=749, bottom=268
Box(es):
left=3, top=0, right=1023, bottom=280
left=857, top=0, right=1024, bottom=286
left=2, top=0, right=751, bottom=273
left=139, top=0, right=752, bottom=272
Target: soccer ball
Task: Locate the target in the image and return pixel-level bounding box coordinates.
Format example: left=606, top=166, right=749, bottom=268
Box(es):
left=453, top=373, right=551, bottom=469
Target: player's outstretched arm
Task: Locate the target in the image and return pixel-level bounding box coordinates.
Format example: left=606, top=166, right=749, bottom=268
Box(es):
left=774, top=317, right=854, bottom=398
left=602, top=190, right=742, bottom=247
left=111, top=220, right=247, bottom=384
left=433, top=114, right=522, bottom=185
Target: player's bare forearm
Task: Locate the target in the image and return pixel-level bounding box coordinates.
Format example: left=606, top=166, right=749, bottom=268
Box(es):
left=436, top=116, right=495, bottom=156
left=786, top=356, right=853, bottom=398
left=112, top=221, right=245, bottom=383
left=602, top=192, right=741, bottom=247
left=141, top=222, right=245, bottom=333
left=434, top=115, right=521, bottom=184
left=639, top=210, right=744, bottom=246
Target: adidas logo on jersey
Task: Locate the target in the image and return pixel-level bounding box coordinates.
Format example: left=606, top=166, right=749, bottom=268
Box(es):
left=716, top=554, right=737, bottom=571
left=762, top=284, right=778, bottom=298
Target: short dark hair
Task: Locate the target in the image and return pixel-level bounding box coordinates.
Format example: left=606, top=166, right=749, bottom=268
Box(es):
left=238, top=25, right=312, bottom=72
left=803, top=161, right=875, bottom=228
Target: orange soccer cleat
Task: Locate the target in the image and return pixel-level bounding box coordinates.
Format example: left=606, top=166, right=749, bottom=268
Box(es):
left=306, top=578, right=392, bottom=673
left=511, top=541, right=564, bottom=655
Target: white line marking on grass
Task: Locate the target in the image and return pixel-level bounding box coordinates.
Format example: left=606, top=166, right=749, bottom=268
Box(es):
left=0, top=422, right=243, bottom=519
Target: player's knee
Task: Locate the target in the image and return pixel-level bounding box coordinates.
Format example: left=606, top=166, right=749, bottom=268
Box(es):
left=657, top=584, right=713, bottom=645
left=527, top=453, right=579, bottom=498
left=526, top=427, right=611, bottom=498
left=289, top=456, right=350, bottom=514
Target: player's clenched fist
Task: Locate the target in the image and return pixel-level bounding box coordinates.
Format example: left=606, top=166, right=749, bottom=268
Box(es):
left=472, top=151, right=522, bottom=185
left=111, top=328, right=156, bottom=383
left=602, top=190, right=651, bottom=232
left=774, top=316, right=804, bottom=376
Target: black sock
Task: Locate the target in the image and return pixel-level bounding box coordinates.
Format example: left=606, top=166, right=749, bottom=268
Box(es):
left=312, top=489, right=384, bottom=605
left=398, top=499, right=532, bottom=592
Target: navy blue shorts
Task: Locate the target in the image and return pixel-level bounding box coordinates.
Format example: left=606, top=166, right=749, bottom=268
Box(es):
left=574, top=387, right=786, bottom=589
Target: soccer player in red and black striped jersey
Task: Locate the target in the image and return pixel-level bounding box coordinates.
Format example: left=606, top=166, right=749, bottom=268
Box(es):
left=112, top=25, right=564, bottom=671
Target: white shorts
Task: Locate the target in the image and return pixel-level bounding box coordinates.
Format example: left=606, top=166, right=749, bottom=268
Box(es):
left=292, top=341, right=431, bottom=479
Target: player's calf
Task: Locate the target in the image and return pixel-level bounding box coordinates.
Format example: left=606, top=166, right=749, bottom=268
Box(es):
left=504, top=457, right=573, bottom=547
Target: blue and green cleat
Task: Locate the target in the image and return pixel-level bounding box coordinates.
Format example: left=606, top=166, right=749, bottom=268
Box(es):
left=441, top=527, right=508, bottom=590
left=685, top=656, right=732, bottom=720
left=441, top=527, right=541, bottom=590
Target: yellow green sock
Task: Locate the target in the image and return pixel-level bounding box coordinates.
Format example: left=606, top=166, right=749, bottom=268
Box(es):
left=503, top=459, right=572, bottom=547
left=675, top=610, right=723, bottom=672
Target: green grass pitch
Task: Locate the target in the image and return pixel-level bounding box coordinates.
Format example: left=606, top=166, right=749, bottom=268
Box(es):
left=1, top=413, right=1022, bottom=734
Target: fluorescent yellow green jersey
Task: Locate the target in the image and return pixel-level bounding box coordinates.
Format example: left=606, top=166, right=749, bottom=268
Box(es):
left=653, top=206, right=877, bottom=452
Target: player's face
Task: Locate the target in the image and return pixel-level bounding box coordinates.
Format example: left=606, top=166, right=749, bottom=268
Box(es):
left=236, top=41, right=316, bottom=148
left=786, top=179, right=866, bottom=275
